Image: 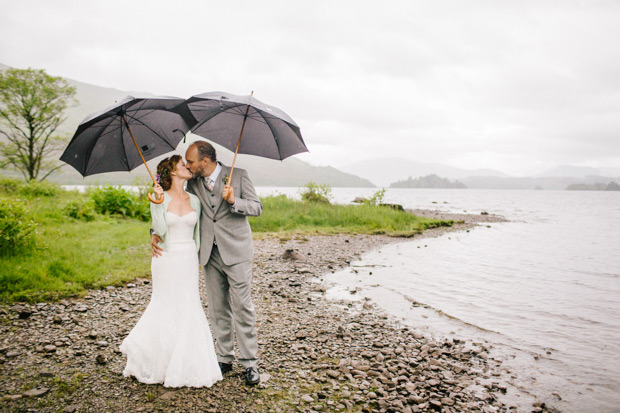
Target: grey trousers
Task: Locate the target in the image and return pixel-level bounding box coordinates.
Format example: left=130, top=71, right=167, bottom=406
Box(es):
left=204, top=245, right=258, bottom=369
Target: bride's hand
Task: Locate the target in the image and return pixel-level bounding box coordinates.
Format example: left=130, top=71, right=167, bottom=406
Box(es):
left=153, top=183, right=164, bottom=200
left=151, top=234, right=164, bottom=257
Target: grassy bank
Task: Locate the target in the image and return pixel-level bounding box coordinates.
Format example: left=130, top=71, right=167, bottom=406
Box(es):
left=250, top=195, right=452, bottom=237
left=0, top=185, right=151, bottom=303
left=0, top=182, right=451, bottom=303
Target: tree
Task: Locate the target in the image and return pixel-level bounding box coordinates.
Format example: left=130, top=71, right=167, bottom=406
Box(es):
left=0, top=68, right=77, bottom=181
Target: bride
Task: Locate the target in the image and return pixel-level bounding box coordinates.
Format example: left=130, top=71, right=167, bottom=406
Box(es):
left=120, top=155, right=222, bottom=388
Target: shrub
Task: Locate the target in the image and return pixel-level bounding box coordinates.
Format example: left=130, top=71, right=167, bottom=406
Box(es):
left=89, top=186, right=133, bottom=216
left=299, top=181, right=332, bottom=204
left=0, top=177, right=24, bottom=193
left=20, top=180, right=61, bottom=197
left=89, top=186, right=150, bottom=221
left=63, top=199, right=96, bottom=221
left=131, top=196, right=151, bottom=222
left=0, top=198, right=36, bottom=255
left=366, top=188, right=386, bottom=206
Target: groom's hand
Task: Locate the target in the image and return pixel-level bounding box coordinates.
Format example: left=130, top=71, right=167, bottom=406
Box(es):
left=151, top=234, right=164, bottom=257
left=223, top=185, right=235, bottom=204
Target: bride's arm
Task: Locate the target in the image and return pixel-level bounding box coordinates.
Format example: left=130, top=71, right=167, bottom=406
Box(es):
left=151, top=193, right=167, bottom=238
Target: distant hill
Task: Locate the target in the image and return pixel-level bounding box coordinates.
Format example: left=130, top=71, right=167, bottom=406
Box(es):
left=390, top=174, right=466, bottom=189
left=0, top=62, right=372, bottom=188
left=535, top=165, right=604, bottom=178
left=343, top=157, right=508, bottom=187
left=344, top=157, right=620, bottom=189
left=461, top=175, right=620, bottom=190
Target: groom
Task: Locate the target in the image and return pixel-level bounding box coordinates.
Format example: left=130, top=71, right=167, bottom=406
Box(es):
left=151, top=140, right=262, bottom=385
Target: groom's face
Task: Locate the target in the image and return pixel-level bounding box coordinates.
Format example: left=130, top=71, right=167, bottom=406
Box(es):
left=185, top=146, right=210, bottom=178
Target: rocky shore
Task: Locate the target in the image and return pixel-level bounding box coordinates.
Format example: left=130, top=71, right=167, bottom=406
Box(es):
left=0, top=211, right=549, bottom=412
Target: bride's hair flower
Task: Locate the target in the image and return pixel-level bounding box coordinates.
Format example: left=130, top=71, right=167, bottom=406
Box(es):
left=155, top=174, right=161, bottom=184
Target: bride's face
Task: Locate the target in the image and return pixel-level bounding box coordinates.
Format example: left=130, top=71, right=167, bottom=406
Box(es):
left=173, top=160, right=193, bottom=181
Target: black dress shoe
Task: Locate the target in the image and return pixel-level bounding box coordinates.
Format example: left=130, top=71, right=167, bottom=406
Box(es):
left=245, top=367, right=260, bottom=385
left=218, top=362, right=233, bottom=374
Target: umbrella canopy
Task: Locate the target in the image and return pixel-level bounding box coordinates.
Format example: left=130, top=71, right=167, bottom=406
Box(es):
left=186, top=91, right=308, bottom=161
left=60, top=95, right=195, bottom=177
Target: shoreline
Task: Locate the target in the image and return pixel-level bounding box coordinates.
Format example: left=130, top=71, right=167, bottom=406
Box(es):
left=0, top=210, right=549, bottom=412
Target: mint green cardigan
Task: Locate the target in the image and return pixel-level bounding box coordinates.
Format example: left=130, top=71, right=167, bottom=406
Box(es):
left=151, top=191, right=201, bottom=253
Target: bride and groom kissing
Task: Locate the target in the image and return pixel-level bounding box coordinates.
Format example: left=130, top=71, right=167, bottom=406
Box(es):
left=119, top=140, right=262, bottom=388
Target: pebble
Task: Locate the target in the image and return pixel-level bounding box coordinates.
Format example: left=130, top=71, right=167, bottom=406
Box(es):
left=23, top=387, right=50, bottom=398
left=160, top=391, right=176, bottom=400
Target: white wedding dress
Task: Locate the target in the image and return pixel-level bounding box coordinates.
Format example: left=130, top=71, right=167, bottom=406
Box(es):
left=120, top=211, right=222, bottom=387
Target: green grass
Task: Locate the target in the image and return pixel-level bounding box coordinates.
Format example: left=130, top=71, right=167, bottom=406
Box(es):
left=0, top=187, right=451, bottom=304
left=250, top=195, right=452, bottom=237
left=0, top=187, right=151, bottom=303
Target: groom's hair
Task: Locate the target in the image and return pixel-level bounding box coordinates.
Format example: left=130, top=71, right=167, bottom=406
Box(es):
left=191, top=141, right=217, bottom=162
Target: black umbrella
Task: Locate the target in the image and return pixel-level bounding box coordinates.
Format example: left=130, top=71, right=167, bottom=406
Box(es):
left=186, top=91, right=308, bottom=184
left=60, top=96, right=195, bottom=203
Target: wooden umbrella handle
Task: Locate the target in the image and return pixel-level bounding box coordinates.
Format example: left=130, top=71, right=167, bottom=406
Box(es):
left=147, top=192, right=163, bottom=204
left=122, top=114, right=164, bottom=204
left=224, top=91, right=253, bottom=201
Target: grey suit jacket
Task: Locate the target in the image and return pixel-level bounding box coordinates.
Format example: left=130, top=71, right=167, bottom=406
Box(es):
left=186, top=164, right=262, bottom=266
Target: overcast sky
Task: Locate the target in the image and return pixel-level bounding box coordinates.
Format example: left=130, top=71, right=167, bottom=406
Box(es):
left=1, top=0, right=619, bottom=176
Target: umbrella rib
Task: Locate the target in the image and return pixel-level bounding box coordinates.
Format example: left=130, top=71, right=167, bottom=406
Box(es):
left=254, top=109, right=283, bottom=160
left=119, top=115, right=131, bottom=170
left=192, top=103, right=265, bottom=130
left=222, top=104, right=268, bottom=124
left=124, top=112, right=179, bottom=151
left=193, top=101, right=268, bottom=126
left=80, top=115, right=119, bottom=173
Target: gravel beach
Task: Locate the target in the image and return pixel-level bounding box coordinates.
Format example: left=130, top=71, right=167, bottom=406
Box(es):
left=0, top=210, right=551, bottom=412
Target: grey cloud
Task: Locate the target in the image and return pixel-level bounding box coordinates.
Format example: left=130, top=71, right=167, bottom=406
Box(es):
left=1, top=0, right=619, bottom=176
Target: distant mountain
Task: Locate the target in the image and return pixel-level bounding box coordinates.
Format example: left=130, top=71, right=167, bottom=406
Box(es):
left=0, top=63, right=372, bottom=188
left=461, top=175, right=619, bottom=190
left=344, top=157, right=620, bottom=189
left=342, top=157, right=509, bottom=187
left=599, top=167, right=620, bottom=177
left=534, top=165, right=604, bottom=178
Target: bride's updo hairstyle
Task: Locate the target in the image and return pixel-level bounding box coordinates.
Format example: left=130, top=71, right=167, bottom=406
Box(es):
left=156, top=155, right=182, bottom=191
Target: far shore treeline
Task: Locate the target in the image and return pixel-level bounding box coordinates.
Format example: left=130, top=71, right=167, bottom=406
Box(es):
left=0, top=178, right=452, bottom=304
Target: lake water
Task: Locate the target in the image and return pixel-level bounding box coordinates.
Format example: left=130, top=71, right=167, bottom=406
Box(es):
left=257, top=187, right=620, bottom=412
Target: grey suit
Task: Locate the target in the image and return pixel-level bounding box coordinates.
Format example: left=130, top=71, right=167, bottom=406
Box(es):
left=186, top=164, right=262, bottom=368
